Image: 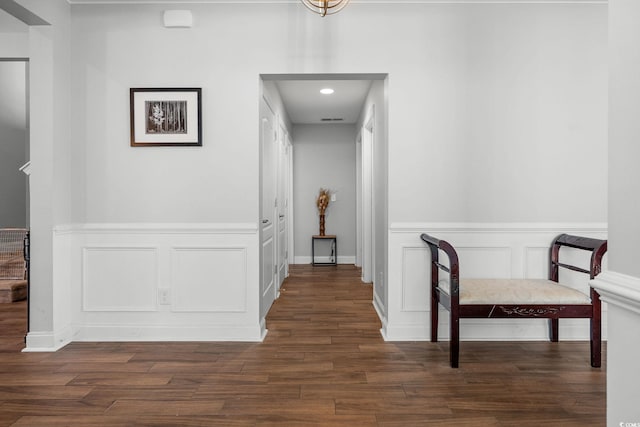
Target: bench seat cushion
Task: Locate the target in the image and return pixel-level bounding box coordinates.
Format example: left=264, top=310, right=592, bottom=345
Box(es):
left=438, top=278, right=591, bottom=305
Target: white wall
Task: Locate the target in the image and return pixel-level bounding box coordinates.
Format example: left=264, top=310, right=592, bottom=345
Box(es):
left=14, top=1, right=607, bottom=347
left=68, top=3, right=607, bottom=225
left=0, top=11, right=28, bottom=57
left=590, top=0, right=640, bottom=423
left=388, top=4, right=607, bottom=224
left=608, top=1, right=640, bottom=279
left=71, top=3, right=265, bottom=224
left=292, top=124, right=356, bottom=263
left=0, top=61, right=28, bottom=227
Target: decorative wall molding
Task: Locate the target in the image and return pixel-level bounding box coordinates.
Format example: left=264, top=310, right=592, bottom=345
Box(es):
left=82, top=246, right=159, bottom=312
left=54, top=223, right=257, bottom=235
left=385, top=222, right=608, bottom=341
left=171, top=246, right=248, bottom=312
left=28, top=221, right=611, bottom=348
left=24, top=223, right=264, bottom=348
left=591, top=271, right=640, bottom=316
left=401, top=247, right=430, bottom=312
left=390, top=222, right=608, bottom=234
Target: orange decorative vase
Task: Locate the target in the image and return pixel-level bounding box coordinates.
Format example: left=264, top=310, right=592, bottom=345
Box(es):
left=319, top=214, right=326, bottom=236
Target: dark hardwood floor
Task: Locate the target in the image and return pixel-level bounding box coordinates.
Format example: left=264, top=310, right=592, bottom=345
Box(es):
left=0, top=265, right=605, bottom=426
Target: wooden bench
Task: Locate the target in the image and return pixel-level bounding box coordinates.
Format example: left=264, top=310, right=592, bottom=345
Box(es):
left=420, top=233, right=607, bottom=368
left=0, top=228, right=28, bottom=303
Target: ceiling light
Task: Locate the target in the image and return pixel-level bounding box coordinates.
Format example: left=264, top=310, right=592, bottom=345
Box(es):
left=301, top=0, right=350, bottom=17
left=320, top=88, right=335, bottom=95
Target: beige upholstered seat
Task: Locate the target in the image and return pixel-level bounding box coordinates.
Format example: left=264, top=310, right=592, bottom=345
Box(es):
left=438, top=278, right=591, bottom=305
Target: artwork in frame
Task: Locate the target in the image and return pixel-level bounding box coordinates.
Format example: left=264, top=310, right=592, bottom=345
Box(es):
left=130, top=88, right=202, bottom=146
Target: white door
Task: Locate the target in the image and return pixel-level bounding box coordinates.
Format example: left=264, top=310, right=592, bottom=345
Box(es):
left=287, top=136, right=295, bottom=268
left=361, top=112, right=374, bottom=284
left=260, top=97, right=277, bottom=318
left=276, top=124, right=290, bottom=291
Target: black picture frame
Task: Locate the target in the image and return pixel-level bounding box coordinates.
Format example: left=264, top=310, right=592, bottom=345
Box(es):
left=130, top=88, right=202, bottom=147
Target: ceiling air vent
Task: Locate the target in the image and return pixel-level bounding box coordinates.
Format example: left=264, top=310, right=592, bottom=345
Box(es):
left=320, top=118, right=344, bottom=122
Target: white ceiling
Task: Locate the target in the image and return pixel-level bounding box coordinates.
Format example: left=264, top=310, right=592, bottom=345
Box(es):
left=275, top=79, right=372, bottom=125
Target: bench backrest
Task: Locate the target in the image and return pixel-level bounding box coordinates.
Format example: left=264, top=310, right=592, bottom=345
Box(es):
left=421, top=233, right=461, bottom=297
left=551, top=234, right=607, bottom=280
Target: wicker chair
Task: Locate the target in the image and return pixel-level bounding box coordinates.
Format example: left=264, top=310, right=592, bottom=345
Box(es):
left=0, top=228, right=29, bottom=303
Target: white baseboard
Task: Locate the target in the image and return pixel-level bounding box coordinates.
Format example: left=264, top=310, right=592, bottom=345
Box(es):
left=72, top=324, right=265, bottom=342
left=294, top=256, right=356, bottom=265
left=23, top=327, right=72, bottom=352
left=373, top=291, right=388, bottom=339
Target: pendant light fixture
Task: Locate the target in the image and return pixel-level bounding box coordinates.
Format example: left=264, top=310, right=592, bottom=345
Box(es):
left=301, top=0, right=350, bottom=17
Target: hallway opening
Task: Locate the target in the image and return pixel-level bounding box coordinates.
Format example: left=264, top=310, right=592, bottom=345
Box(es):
left=259, top=73, right=388, bottom=322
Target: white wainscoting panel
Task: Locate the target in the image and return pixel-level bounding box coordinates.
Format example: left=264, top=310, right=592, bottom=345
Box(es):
left=171, top=246, right=247, bottom=312
left=82, top=246, right=159, bottom=312
left=401, top=247, right=430, bottom=312
left=36, top=223, right=264, bottom=347
left=385, top=223, right=608, bottom=341
left=457, top=247, right=512, bottom=279
left=524, top=246, right=548, bottom=279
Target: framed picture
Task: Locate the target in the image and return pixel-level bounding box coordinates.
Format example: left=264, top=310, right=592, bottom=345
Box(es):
left=130, top=88, right=202, bottom=147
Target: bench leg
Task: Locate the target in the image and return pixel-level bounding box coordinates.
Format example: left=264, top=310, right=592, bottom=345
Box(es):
left=591, top=295, right=602, bottom=368
left=591, top=317, right=601, bottom=368
left=431, top=291, right=439, bottom=342
left=549, top=319, right=559, bottom=342
left=450, top=310, right=459, bottom=368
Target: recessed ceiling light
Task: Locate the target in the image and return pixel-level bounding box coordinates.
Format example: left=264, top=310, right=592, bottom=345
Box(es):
left=320, top=88, right=335, bottom=95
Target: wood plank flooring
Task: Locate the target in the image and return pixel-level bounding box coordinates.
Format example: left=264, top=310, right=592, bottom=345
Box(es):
left=0, top=265, right=605, bottom=425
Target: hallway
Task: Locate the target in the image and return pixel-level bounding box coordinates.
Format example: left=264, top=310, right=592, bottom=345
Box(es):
left=0, top=265, right=605, bottom=425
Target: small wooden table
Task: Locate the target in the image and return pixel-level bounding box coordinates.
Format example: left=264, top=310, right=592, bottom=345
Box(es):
left=311, top=235, right=337, bottom=266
